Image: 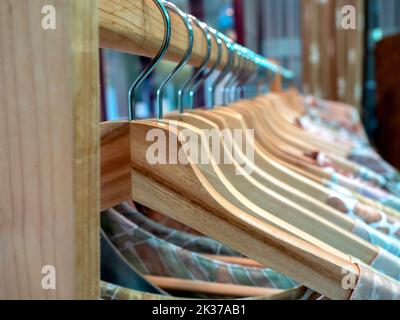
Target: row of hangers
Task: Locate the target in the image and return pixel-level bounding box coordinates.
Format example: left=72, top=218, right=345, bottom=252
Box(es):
left=100, top=0, right=399, bottom=299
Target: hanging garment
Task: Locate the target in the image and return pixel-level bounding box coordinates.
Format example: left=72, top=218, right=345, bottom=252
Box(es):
left=101, top=208, right=298, bottom=289
left=326, top=173, right=400, bottom=212
left=114, top=202, right=240, bottom=256
left=101, top=229, right=168, bottom=295
left=348, top=148, right=400, bottom=184
left=324, top=183, right=400, bottom=244
left=301, top=96, right=368, bottom=140
left=322, top=191, right=400, bottom=280
left=302, top=97, right=400, bottom=194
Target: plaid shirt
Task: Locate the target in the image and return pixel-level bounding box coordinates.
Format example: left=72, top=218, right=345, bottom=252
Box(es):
left=101, top=209, right=298, bottom=290
left=114, top=203, right=240, bottom=256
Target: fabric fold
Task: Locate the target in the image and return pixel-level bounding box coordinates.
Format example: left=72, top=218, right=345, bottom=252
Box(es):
left=114, top=203, right=239, bottom=256
left=350, top=259, right=400, bottom=300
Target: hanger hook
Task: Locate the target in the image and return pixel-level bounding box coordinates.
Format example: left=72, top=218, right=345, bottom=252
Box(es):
left=235, top=48, right=255, bottom=100
left=177, top=16, right=212, bottom=112
left=187, top=27, right=222, bottom=109
left=209, top=34, right=234, bottom=108
left=156, top=2, right=194, bottom=118
left=128, top=0, right=171, bottom=120
left=250, top=51, right=262, bottom=97
left=223, top=44, right=241, bottom=105
left=231, top=46, right=247, bottom=102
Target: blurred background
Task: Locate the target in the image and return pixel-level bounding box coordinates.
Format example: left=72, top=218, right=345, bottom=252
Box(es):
left=100, top=0, right=400, bottom=169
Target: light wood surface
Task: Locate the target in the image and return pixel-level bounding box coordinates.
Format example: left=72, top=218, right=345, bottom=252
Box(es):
left=144, top=275, right=284, bottom=297
left=0, top=0, right=99, bottom=299
left=160, top=115, right=377, bottom=264
left=99, top=0, right=229, bottom=69
left=129, top=120, right=358, bottom=300
left=207, top=108, right=332, bottom=201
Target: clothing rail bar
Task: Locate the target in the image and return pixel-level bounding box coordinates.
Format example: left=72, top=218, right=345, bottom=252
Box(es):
left=99, top=0, right=293, bottom=78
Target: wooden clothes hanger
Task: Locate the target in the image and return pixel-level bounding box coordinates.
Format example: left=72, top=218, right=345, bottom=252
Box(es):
left=260, top=92, right=382, bottom=181
left=164, top=39, right=382, bottom=264
left=184, top=55, right=334, bottom=204
left=152, top=18, right=355, bottom=260
left=189, top=45, right=329, bottom=196
left=255, top=94, right=350, bottom=155
left=226, top=101, right=332, bottom=178
left=102, top=118, right=360, bottom=300
left=208, top=97, right=361, bottom=204
left=101, top=5, right=302, bottom=298
left=208, top=66, right=331, bottom=184
left=100, top=1, right=361, bottom=299
left=218, top=63, right=363, bottom=185
left=226, top=98, right=342, bottom=184
left=187, top=109, right=343, bottom=216
left=203, top=103, right=377, bottom=219
left=161, top=116, right=377, bottom=261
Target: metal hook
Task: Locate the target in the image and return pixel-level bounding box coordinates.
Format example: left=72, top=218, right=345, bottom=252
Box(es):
left=128, top=0, right=171, bottom=120
left=187, top=27, right=222, bottom=109
left=177, top=16, right=211, bottom=112
left=223, top=44, right=242, bottom=105
left=156, top=2, right=194, bottom=118
left=251, top=53, right=261, bottom=96
left=208, top=34, right=234, bottom=107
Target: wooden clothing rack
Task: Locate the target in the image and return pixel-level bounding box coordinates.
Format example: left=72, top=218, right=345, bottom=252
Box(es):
left=0, top=0, right=283, bottom=299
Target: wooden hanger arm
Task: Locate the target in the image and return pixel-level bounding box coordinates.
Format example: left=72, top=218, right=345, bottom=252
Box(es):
left=101, top=121, right=131, bottom=210
left=143, top=275, right=285, bottom=298
left=201, top=255, right=265, bottom=268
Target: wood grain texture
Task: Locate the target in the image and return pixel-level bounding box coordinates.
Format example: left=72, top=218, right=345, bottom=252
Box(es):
left=99, top=0, right=229, bottom=69
left=188, top=109, right=351, bottom=225
left=0, top=0, right=99, bottom=299
left=129, top=121, right=358, bottom=300
left=100, top=121, right=131, bottom=210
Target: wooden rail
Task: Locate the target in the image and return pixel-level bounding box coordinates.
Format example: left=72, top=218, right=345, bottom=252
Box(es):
left=99, top=0, right=230, bottom=69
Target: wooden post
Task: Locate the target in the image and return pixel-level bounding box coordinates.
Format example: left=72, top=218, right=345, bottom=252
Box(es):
left=0, top=0, right=99, bottom=299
